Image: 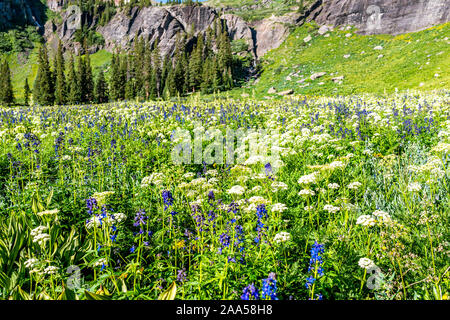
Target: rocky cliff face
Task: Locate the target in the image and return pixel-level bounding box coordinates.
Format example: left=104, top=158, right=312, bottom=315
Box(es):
left=0, top=0, right=44, bottom=30
left=2, top=1, right=448, bottom=59
left=44, top=4, right=294, bottom=59
left=312, top=0, right=450, bottom=35
left=96, top=6, right=217, bottom=56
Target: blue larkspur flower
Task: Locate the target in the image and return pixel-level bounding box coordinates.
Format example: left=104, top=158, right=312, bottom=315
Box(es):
left=241, top=283, right=259, bottom=300
left=134, top=209, right=147, bottom=227
left=261, top=272, right=278, bottom=300
left=305, top=241, right=325, bottom=290
left=162, top=190, right=174, bottom=210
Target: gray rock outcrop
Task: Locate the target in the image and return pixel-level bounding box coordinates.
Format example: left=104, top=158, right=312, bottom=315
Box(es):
left=313, top=0, right=450, bottom=35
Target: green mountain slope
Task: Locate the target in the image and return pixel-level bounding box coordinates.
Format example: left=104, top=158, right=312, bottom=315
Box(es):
left=246, top=22, right=450, bottom=97
left=3, top=21, right=449, bottom=103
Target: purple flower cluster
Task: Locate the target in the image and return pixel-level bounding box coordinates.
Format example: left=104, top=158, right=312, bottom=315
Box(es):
left=134, top=209, right=147, bottom=228
left=177, top=268, right=187, bottom=282
left=218, top=232, right=231, bottom=254
left=162, top=190, right=177, bottom=216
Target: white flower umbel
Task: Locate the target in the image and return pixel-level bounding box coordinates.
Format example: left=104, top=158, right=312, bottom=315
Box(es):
left=31, top=226, right=50, bottom=247
left=431, top=142, right=450, bottom=154
left=297, top=172, right=319, bottom=185
left=372, top=210, right=391, bottom=223
left=356, top=215, right=376, bottom=227
left=327, top=183, right=340, bottom=190
left=274, top=232, right=291, bottom=244
left=24, top=258, right=39, bottom=269
left=141, top=173, right=165, bottom=187
left=113, top=212, right=127, bottom=223
left=407, top=182, right=422, bottom=193
left=271, top=203, right=288, bottom=213
left=37, top=209, right=59, bottom=217
left=298, top=189, right=315, bottom=197
left=227, top=185, right=246, bottom=196
left=323, top=204, right=340, bottom=213
left=93, top=258, right=108, bottom=267
left=248, top=196, right=268, bottom=204
left=43, top=266, right=59, bottom=275
left=182, top=172, right=196, bottom=179
left=92, top=191, right=115, bottom=207
left=271, top=181, right=288, bottom=192
left=347, top=181, right=362, bottom=190
left=358, top=258, right=376, bottom=270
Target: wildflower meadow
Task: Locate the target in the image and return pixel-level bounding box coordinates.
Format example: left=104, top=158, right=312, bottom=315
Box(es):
left=0, top=91, right=448, bottom=300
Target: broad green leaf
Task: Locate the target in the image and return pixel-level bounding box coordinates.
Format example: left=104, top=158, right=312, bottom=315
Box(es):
left=158, top=282, right=177, bottom=300
left=84, top=290, right=112, bottom=300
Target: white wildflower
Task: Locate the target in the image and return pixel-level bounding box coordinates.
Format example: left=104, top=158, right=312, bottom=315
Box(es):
left=43, top=266, right=59, bottom=275
left=37, top=209, right=59, bottom=217
left=373, top=210, right=391, bottom=223
left=356, top=215, right=376, bottom=227
left=93, top=258, right=108, bottom=267
left=113, top=212, right=127, bottom=223
left=24, top=258, right=39, bottom=269
left=248, top=196, right=268, bottom=204
left=227, top=185, right=246, bottom=196
left=323, top=204, right=340, bottom=213
left=298, top=189, right=315, bottom=196
left=274, top=232, right=291, bottom=244
left=407, top=182, right=421, bottom=192
left=183, top=172, right=196, bottom=179
left=271, top=181, right=288, bottom=192
left=250, top=186, right=262, bottom=193
left=348, top=181, right=362, bottom=190
left=431, top=142, right=450, bottom=154
left=298, top=172, right=319, bottom=185
left=358, top=258, right=376, bottom=269
left=271, top=203, right=288, bottom=213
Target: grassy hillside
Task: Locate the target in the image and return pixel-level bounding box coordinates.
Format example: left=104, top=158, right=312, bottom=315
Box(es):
left=242, top=22, right=450, bottom=98
left=3, top=22, right=449, bottom=103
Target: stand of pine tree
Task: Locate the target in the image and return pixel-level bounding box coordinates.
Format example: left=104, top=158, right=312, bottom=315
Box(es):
left=30, top=19, right=235, bottom=106
left=0, top=59, right=14, bottom=105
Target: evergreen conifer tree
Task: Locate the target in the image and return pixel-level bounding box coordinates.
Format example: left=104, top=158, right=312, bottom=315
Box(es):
left=83, top=41, right=94, bottom=102
left=94, top=69, right=109, bottom=103
left=0, top=59, right=14, bottom=105
left=54, top=40, right=66, bottom=105
left=67, top=53, right=81, bottom=104
left=24, top=78, right=30, bottom=106
left=33, top=45, right=54, bottom=106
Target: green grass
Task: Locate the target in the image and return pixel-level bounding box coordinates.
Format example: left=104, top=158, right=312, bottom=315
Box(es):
left=4, top=47, right=40, bottom=104
left=89, top=49, right=113, bottom=75
left=243, top=22, right=450, bottom=98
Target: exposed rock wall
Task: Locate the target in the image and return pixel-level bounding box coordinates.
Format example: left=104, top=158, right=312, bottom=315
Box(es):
left=0, top=0, right=44, bottom=29
left=314, top=0, right=450, bottom=35
left=3, top=1, right=448, bottom=59
left=45, top=4, right=292, bottom=59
